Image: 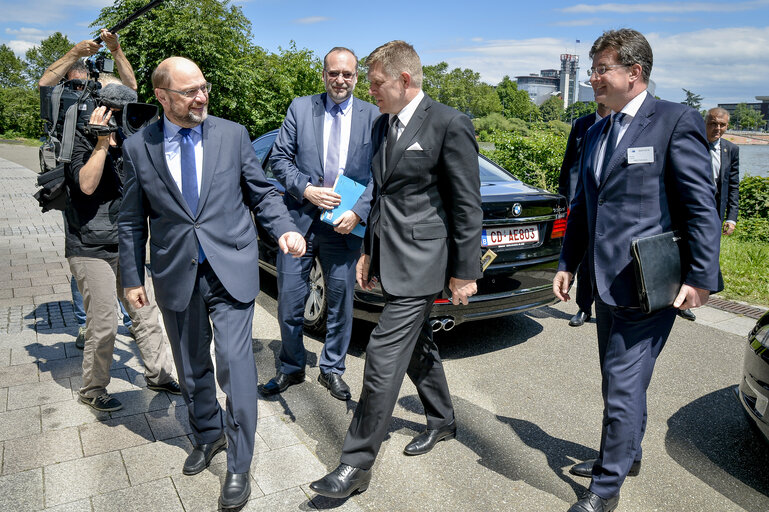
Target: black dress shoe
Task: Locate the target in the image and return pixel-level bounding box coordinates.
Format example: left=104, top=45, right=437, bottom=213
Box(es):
left=569, top=458, right=641, bottom=478
left=678, top=308, right=696, bottom=321
left=220, top=471, right=251, bottom=509
left=569, top=310, right=591, bottom=327
left=403, top=421, right=457, bottom=456
left=310, top=463, right=371, bottom=498
left=318, top=372, right=351, bottom=400
left=258, top=371, right=305, bottom=396
left=183, top=434, right=227, bottom=475
left=568, top=491, right=619, bottom=512
left=147, top=379, right=182, bottom=395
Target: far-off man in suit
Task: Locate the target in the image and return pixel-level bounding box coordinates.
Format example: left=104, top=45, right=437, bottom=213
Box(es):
left=119, top=57, right=305, bottom=508
left=705, top=107, right=740, bottom=234
left=553, top=29, right=721, bottom=512
left=558, top=103, right=610, bottom=327
left=259, top=47, right=378, bottom=401
left=310, top=40, right=483, bottom=499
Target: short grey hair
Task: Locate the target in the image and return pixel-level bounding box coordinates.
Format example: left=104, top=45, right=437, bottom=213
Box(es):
left=590, top=28, right=653, bottom=84
left=706, top=107, right=730, bottom=121
left=366, top=40, right=422, bottom=89
left=324, top=47, right=358, bottom=70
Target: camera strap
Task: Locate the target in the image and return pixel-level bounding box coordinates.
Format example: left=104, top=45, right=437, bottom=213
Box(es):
left=59, top=103, right=80, bottom=163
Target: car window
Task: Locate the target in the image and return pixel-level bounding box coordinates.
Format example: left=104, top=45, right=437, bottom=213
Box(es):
left=252, top=134, right=275, bottom=165
left=479, top=155, right=518, bottom=183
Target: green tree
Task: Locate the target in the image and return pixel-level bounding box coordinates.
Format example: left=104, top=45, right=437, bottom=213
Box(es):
left=421, top=62, right=501, bottom=118
left=539, top=95, right=563, bottom=122
left=563, top=101, right=597, bottom=123
left=496, top=75, right=539, bottom=122
left=24, top=32, right=73, bottom=85
left=680, top=88, right=703, bottom=110
left=481, top=129, right=567, bottom=192
left=731, top=103, right=764, bottom=130
left=0, top=87, right=41, bottom=138
left=0, top=44, right=27, bottom=88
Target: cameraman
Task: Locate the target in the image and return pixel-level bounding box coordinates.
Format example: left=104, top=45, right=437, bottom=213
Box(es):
left=65, top=83, right=179, bottom=412
left=39, top=29, right=136, bottom=89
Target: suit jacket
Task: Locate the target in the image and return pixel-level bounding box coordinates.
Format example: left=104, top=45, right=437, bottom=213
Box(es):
left=118, top=115, right=296, bottom=311
left=558, top=112, right=598, bottom=203
left=559, top=94, right=722, bottom=307
left=365, top=94, right=483, bottom=297
left=270, top=93, right=379, bottom=248
left=715, top=138, right=740, bottom=222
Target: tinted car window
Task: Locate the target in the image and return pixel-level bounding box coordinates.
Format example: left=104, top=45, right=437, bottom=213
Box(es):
left=479, top=155, right=518, bottom=183
left=252, top=134, right=274, bottom=165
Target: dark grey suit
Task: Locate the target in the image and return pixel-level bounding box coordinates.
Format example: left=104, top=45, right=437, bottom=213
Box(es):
left=715, top=138, right=739, bottom=223
left=340, top=94, right=483, bottom=469
left=119, top=115, right=296, bottom=473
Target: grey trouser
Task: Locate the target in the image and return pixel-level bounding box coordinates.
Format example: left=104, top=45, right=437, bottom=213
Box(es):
left=68, top=255, right=174, bottom=399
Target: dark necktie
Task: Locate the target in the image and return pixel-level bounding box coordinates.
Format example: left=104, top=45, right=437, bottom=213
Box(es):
left=324, top=104, right=341, bottom=187
left=386, top=115, right=399, bottom=167
left=179, top=127, right=205, bottom=263
left=709, top=142, right=720, bottom=184
left=598, top=112, right=625, bottom=180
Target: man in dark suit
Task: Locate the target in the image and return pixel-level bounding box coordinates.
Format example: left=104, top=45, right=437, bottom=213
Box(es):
left=558, top=103, right=610, bottom=327
left=553, top=29, right=721, bottom=512
left=259, top=47, right=378, bottom=401
left=310, top=40, right=483, bottom=498
left=705, top=107, right=740, bottom=232
left=118, top=57, right=305, bottom=509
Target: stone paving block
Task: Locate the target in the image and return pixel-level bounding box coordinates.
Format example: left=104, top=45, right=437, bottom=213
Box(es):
left=304, top=484, right=366, bottom=511
left=33, top=294, right=72, bottom=306
left=2, top=426, right=81, bottom=475
left=145, top=403, right=192, bottom=440
left=80, top=413, right=155, bottom=457
left=91, top=477, right=185, bottom=512
left=109, top=387, right=174, bottom=419
left=68, top=368, right=140, bottom=395
left=0, top=467, right=44, bottom=512
left=7, top=379, right=72, bottom=410
left=0, top=278, right=32, bottom=289
left=0, top=288, right=13, bottom=299
left=714, top=316, right=757, bottom=338
left=252, top=444, right=327, bottom=495
left=11, top=342, right=67, bottom=365
left=0, top=388, right=7, bottom=412
left=41, top=498, right=93, bottom=512
left=38, top=354, right=84, bottom=381
left=1, top=330, right=38, bottom=347
left=41, top=399, right=108, bottom=431
left=0, top=347, right=11, bottom=367
left=44, top=452, right=130, bottom=507
left=121, top=434, right=192, bottom=485
left=173, top=461, right=264, bottom=512
left=243, top=486, right=320, bottom=512
left=0, top=406, right=42, bottom=441
left=256, top=414, right=301, bottom=450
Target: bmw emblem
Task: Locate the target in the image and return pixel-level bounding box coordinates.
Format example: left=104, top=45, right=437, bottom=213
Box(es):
left=511, top=203, right=522, bottom=217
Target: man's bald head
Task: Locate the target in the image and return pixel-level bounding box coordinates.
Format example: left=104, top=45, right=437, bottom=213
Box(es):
left=151, top=57, right=202, bottom=89
left=152, top=57, right=209, bottom=128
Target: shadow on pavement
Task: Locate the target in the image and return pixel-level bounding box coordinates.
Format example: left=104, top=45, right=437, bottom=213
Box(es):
left=665, top=386, right=769, bottom=511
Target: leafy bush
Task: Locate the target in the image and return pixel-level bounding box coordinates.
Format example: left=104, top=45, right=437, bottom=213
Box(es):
left=0, top=87, right=42, bottom=139
left=473, top=113, right=514, bottom=135
left=481, top=129, right=567, bottom=192
left=733, top=217, right=769, bottom=244
left=546, top=120, right=571, bottom=137
left=738, top=175, right=769, bottom=220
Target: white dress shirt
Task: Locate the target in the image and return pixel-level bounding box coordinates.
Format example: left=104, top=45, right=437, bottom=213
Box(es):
left=594, top=90, right=648, bottom=173
left=322, top=95, right=353, bottom=176
left=389, top=90, right=425, bottom=140
left=163, top=116, right=204, bottom=197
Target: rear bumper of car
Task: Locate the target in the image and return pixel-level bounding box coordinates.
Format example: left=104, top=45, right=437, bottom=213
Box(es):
left=737, top=342, right=769, bottom=443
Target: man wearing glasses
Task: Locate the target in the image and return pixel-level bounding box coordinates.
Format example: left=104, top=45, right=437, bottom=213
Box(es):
left=553, top=29, right=720, bottom=512
left=118, top=57, right=305, bottom=509
left=260, top=47, right=378, bottom=401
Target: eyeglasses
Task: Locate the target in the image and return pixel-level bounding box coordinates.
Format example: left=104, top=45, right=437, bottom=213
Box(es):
left=587, top=64, right=629, bottom=77
left=325, top=71, right=356, bottom=81
left=161, top=82, right=212, bottom=99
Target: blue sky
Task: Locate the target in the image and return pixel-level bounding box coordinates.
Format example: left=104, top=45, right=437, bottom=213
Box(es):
left=2, top=0, right=768, bottom=109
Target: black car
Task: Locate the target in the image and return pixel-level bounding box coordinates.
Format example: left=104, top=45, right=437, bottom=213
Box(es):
left=736, top=310, right=769, bottom=443
left=252, top=130, right=567, bottom=334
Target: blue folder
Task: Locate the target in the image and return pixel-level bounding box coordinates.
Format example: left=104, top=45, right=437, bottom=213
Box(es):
left=321, top=174, right=366, bottom=238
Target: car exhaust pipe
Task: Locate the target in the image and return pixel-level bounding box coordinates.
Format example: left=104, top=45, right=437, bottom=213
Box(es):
left=441, top=317, right=455, bottom=331
left=430, top=319, right=443, bottom=332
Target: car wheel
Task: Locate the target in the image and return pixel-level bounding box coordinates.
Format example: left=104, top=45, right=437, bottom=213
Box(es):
left=303, top=257, right=328, bottom=335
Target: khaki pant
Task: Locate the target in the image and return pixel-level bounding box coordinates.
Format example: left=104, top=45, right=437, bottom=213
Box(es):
left=69, top=256, right=174, bottom=399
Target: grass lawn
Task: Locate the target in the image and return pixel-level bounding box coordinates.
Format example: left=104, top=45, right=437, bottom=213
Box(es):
left=718, top=236, right=769, bottom=307
left=0, top=135, right=40, bottom=147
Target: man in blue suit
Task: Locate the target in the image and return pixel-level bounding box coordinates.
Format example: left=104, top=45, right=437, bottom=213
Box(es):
left=118, top=57, right=305, bottom=509
left=553, top=29, right=721, bottom=512
left=705, top=107, right=740, bottom=232
left=558, top=103, right=609, bottom=327
left=259, top=47, right=379, bottom=401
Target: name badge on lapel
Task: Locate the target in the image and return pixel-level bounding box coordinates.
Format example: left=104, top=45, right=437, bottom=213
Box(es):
left=627, top=146, right=654, bottom=164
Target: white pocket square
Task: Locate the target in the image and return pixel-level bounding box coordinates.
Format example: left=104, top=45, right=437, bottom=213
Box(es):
left=406, top=142, right=423, bottom=151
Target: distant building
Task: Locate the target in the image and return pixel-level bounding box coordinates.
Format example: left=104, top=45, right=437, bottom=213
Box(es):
left=516, top=73, right=560, bottom=106
left=718, top=97, right=769, bottom=129
left=560, top=54, right=580, bottom=109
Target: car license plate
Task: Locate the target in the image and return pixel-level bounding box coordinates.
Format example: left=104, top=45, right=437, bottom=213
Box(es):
left=482, top=225, right=539, bottom=248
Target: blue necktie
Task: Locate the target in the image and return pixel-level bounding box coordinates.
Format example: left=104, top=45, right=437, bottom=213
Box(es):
left=324, top=104, right=341, bottom=187
left=597, top=112, right=625, bottom=181
left=179, top=127, right=205, bottom=263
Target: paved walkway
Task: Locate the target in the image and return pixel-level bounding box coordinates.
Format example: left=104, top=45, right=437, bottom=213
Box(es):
left=0, top=150, right=764, bottom=511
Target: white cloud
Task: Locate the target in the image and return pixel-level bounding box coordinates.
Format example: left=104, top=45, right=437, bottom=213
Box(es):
left=293, top=16, right=330, bottom=24
left=434, top=26, right=769, bottom=107
left=561, top=1, right=769, bottom=14
left=7, top=40, right=35, bottom=54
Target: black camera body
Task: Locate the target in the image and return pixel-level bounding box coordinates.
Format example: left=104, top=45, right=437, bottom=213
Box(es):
left=85, top=101, right=159, bottom=138
left=86, top=54, right=114, bottom=80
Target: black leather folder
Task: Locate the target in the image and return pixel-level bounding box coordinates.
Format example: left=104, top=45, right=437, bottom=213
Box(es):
left=630, top=231, right=683, bottom=314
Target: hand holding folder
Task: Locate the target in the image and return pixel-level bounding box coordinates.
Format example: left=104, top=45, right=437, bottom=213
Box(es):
left=321, top=174, right=366, bottom=238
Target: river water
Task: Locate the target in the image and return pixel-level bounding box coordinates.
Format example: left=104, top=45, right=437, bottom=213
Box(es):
left=738, top=144, right=769, bottom=179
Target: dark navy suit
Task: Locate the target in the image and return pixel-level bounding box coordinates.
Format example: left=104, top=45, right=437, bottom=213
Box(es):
left=119, top=115, right=296, bottom=473
left=558, top=112, right=600, bottom=315
left=559, top=93, right=721, bottom=497
left=714, top=138, right=740, bottom=223
left=270, top=93, right=378, bottom=376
